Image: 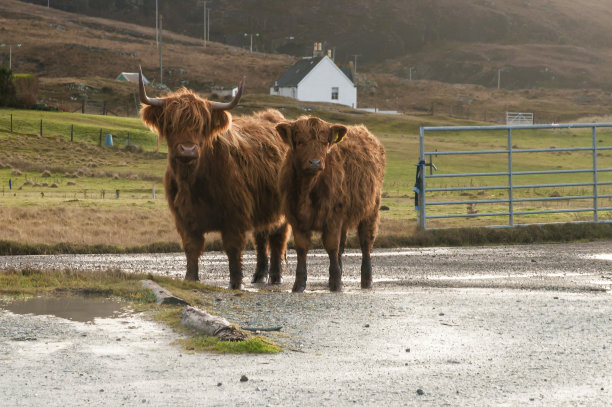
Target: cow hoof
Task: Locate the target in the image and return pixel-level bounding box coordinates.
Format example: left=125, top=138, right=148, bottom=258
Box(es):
left=228, top=282, right=244, bottom=290
left=184, top=273, right=199, bottom=282
left=292, top=284, right=305, bottom=293
left=269, top=276, right=282, bottom=285
left=361, top=280, right=373, bottom=289
left=251, top=274, right=268, bottom=284
left=329, top=282, right=343, bottom=292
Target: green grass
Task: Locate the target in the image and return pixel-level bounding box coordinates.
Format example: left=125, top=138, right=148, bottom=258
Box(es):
left=178, top=336, right=281, bottom=354
left=0, top=108, right=163, bottom=152
left=1, top=106, right=611, bottom=239
left=0, top=268, right=157, bottom=302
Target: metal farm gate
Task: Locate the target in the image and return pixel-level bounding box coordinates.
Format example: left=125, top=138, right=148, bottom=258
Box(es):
left=415, top=123, right=612, bottom=230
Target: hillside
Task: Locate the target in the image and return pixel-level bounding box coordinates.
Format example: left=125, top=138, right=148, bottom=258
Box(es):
left=4, top=0, right=612, bottom=120
left=17, top=0, right=612, bottom=90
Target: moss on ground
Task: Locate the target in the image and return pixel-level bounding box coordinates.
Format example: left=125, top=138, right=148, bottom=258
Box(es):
left=0, top=268, right=280, bottom=354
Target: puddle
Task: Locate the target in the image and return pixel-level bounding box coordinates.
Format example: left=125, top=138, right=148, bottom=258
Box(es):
left=2, top=297, right=126, bottom=323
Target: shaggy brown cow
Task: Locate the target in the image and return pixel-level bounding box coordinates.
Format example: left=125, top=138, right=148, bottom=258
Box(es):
left=138, top=68, right=289, bottom=289
left=276, top=116, right=386, bottom=292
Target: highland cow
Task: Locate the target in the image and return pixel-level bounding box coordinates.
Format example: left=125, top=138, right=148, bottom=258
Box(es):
left=276, top=117, right=386, bottom=292
left=138, top=67, right=289, bottom=289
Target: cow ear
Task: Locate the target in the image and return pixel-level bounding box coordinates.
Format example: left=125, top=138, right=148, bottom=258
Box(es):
left=210, top=110, right=232, bottom=135
left=329, top=124, right=348, bottom=145
left=276, top=122, right=294, bottom=148
left=140, top=105, right=163, bottom=134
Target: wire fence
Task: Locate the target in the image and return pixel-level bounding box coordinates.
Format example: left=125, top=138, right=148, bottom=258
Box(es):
left=0, top=112, right=157, bottom=151
left=0, top=111, right=164, bottom=201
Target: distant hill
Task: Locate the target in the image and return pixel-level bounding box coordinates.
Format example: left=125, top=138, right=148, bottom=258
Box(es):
left=5, top=0, right=612, bottom=121
left=17, top=0, right=612, bottom=90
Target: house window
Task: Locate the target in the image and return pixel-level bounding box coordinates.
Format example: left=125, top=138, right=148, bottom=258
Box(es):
left=331, top=87, right=339, bottom=100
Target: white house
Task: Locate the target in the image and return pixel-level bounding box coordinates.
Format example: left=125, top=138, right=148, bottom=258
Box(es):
left=270, top=54, right=357, bottom=108
left=116, top=72, right=149, bottom=85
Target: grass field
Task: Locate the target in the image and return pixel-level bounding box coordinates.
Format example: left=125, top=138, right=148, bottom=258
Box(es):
left=0, top=106, right=610, bottom=251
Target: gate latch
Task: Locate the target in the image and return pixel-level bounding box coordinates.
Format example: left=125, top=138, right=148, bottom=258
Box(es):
left=425, top=153, right=438, bottom=174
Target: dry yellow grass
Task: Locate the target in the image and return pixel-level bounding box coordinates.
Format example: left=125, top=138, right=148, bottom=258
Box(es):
left=0, top=206, right=178, bottom=246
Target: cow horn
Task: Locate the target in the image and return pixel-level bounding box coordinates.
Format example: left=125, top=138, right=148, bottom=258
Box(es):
left=210, top=76, right=245, bottom=111
left=138, top=65, right=163, bottom=107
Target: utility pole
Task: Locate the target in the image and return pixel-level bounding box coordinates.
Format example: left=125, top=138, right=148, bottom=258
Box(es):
left=0, top=43, right=21, bottom=71
left=159, top=14, right=163, bottom=85
left=352, top=54, right=360, bottom=73
left=244, top=33, right=259, bottom=53
left=155, top=0, right=159, bottom=46
left=203, top=1, right=207, bottom=48
left=497, top=68, right=502, bottom=89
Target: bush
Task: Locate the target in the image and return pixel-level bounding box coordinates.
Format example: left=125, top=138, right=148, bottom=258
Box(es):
left=0, top=66, right=17, bottom=107
left=14, top=74, right=38, bottom=108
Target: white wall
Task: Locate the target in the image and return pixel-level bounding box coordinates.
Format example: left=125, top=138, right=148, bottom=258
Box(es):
left=270, top=87, right=297, bottom=99
left=297, top=57, right=357, bottom=108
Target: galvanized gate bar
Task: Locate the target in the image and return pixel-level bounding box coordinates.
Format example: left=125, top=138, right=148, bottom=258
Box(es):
left=427, top=147, right=612, bottom=155
left=417, top=122, right=612, bottom=230
left=427, top=181, right=612, bottom=192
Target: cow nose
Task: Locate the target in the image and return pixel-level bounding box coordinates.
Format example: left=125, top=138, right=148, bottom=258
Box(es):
left=309, top=159, right=322, bottom=169
left=178, top=144, right=198, bottom=159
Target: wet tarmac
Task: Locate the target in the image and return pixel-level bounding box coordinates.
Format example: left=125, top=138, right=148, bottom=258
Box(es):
left=1, top=241, right=611, bottom=406
left=1, top=241, right=610, bottom=292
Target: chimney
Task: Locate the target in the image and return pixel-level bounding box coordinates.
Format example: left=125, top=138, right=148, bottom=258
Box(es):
left=313, top=42, right=324, bottom=57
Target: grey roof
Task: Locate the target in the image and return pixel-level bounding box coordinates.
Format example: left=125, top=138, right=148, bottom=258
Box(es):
left=340, top=66, right=354, bottom=82
left=272, top=57, right=324, bottom=87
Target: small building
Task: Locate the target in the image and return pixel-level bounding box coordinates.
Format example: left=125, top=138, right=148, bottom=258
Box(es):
left=116, top=72, right=149, bottom=85
left=270, top=44, right=357, bottom=108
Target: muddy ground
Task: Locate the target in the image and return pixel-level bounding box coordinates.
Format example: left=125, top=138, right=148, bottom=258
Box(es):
left=1, top=241, right=611, bottom=406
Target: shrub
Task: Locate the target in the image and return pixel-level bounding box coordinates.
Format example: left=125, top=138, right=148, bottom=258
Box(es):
left=0, top=66, right=17, bottom=107
left=13, top=73, right=38, bottom=108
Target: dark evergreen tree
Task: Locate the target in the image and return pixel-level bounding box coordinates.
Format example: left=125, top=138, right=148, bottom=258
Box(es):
left=0, top=66, right=17, bottom=107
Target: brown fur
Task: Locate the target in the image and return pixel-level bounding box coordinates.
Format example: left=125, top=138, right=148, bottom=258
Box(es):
left=277, top=116, right=386, bottom=292
left=140, top=88, right=289, bottom=288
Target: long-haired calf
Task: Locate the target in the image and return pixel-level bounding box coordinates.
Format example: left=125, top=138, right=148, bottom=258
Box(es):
left=277, top=116, right=386, bottom=292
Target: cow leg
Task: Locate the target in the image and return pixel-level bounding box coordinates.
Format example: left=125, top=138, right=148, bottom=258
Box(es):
left=252, top=231, right=269, bottom=284
left=184, top=233, right=205, bottom=281
left=358, top=214, right=378, bottom=289
left=292, top=230, right=311, bottom=293
left=222, top=230, right=247, bottom=290
left=323, top=228, right=343, bottom=292
left=338, top=226, right=348, bottom=273
left=268, top=222, right=289, bottom=285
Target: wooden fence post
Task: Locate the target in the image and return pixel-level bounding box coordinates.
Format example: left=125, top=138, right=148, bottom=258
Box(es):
left=10, top=114, right=12, bottom=132
left=40, top=119, right=43, bottom=137
left=70, top=124, right=74, bottom=142
left=99, top=129, right=102, bottom=146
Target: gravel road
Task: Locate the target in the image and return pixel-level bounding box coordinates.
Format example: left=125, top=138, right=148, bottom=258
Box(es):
left=1, top=241, right=611, bottom=406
